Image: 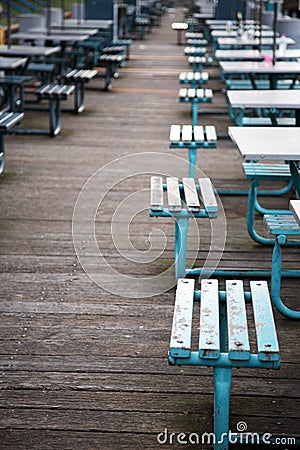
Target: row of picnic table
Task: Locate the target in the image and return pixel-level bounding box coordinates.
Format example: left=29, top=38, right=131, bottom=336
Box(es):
left=161, top=13, right=300, bottom=450
left=0, top=19, right=134, bottom=175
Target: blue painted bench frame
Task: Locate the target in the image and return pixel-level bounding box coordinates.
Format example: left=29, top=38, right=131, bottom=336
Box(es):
left=169, top=278, right=280, bottom=450
left=0, top=111, right=24, bottom=175
left=150, top=176, right=218, bottom=280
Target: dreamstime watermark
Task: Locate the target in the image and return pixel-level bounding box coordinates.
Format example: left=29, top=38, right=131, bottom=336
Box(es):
left=157, top=423, right=297, bottom=446
left=72, top=152, right=227, bottom=297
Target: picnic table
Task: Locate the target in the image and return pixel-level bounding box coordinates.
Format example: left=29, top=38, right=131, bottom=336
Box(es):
left=219, top=60, right=300, bottom=89
left=215, top=48, right=300, bottom=61
left=226, top=89, right=300, bottom=126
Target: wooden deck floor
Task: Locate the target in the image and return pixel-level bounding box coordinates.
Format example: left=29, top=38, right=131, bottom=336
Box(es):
left=0, top=8, right=299, bottom=450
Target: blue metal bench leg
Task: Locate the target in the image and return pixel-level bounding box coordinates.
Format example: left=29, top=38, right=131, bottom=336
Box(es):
left=74, top=81, right=85, bottom=114
left=188, top=149, right=197, bottom=178
left=175, top=217, right=189, bottom=280
left=192, top=100, right=198, bottom=126
left=214, top=367, right=232, bottom=450
left=271, top=236, right=300, bottom=319
left=49, top=97, right=61, bottom=137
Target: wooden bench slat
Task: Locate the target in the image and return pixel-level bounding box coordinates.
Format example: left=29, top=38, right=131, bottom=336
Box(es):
left=193, top=125, right=205, bottom=142
left=169, top=124, right=181, bottom=143
left=198, top=178, right=218, bottom=217
left=226, top=280, right=250, bottom=360
left=205, top=125, right=217, bottom=141
left=188, top=88, right=196, bottom=98
left=166, top=177, right=181, bottom=212
left=250, top=280, right=280, bottom=362
left=150, top=176, right=163, bottom=211
left=204, top=88, right=213, bottom=99
left=169, top=278, right=195, bottom=358
left=199, top=279, right=220, bottom=359
left=178, top=88, right=187, bottom=98
left=181, top=125, right=193, bottom=142
left=182, top=178, right=200, bottom=212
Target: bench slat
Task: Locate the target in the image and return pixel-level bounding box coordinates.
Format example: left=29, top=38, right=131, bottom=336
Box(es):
left=169, top=124, right=181, bottom=143
left=226, top=280, right=250, bottom=360
left=198, top=178, right=218, bottom=217
left=250, top=281, right=280, bottom=362
left=193, top=125, right=205, bottom=142
left=150, top=176, right=163, bottom=211
left=169, top=278, right=195, bottom=358
left=199, top=279, right=220, bottom=359
left=182, top=178, right=200, bottom=212
left=205, top=125, right=217, bottom=141
left=181, top=125, right=193, bottom=142
left=166, top=177, right=181, bottom=212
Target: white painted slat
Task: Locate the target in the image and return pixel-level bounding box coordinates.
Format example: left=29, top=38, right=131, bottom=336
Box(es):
left=181, top=125, right=193, bottom=142
left=182, top=178, right=200, bottom=212
left=250, top=280, right=280, bottom=362
left=199, top=279, right=220, bottom=359
left=205, top=125, right=217, bottom=141
left=196, top=88, right=204, bottom=98
left=169, top=278, right=195, bottom=358
left=202, top=72, right=209, bottom=81
left=188, top=88, right=196, bottom=98
left=193, top=125, right=205, bottom=142
left=179, top=72, right=186, bottom=81
left=178, top=88, right=187, bottom=98
left=150, top=176, right=163, bottom=211
left=226, top=280, right=250, bottom=360
left=198, top=178, right=218, bottom=217
left=169, top=124, right=181, bottom=143
left=204, top=88, right=213, bottom=98
left=166, top=177, right=181, bottom=212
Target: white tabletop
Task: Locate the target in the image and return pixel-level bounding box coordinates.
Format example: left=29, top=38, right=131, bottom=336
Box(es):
left=52, top=19, right=113, bottom=30
left=13, top=32, right=89, bottom=42
left=289, top=200, right=300, bottom=226
left=215, top=49, right=300, bottom=60
left=0, top=56, right=28, bottom=70
left=209, top=24, right=270, bottom=30
left=227, top=90, right=300, bottom=108
left=206, top=19, right=258, bottom=25
left=0, top=45, right=61, bottom=57
left=212, top=30, right=275, bottom=38
left=29, top=27, right=98, bottom=36
left=220, top=61, right=300, bottom=74
left=217, top=36, right=295, bottom=46
left=172, top=22, right=188, bottom=30
left=228, top=127, right=300, bottom=160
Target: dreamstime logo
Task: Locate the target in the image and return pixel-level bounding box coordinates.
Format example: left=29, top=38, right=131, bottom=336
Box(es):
left=72, top=152, right=227, bottom=297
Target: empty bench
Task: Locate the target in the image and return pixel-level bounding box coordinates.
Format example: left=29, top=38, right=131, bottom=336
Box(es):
left=62, top=69, right=98, bottom=113
left=0, top=111, right=24, bottom=175
left=99, top=53, right=125, bottom=91
left=179, top=71, right=209, bottom=87
left=150, top=176, right=218, bottom=280
left=184, top=46, right=208, bottom=57
left=188, top=56, right=214, bottom=72
left=179, top=88, right=213, bottom=126
left=169, top=278, right=280, bottom=450
left=169, top=124, right=217, bottom=177
left=23, top=83, right=75, bottom=137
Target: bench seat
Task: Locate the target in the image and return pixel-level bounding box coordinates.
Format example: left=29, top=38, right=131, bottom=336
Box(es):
left=185, top=32, right=204, bottom=39
left=263, top=213, right=300, bottom=235
left=0, top=111, right=24, bottom=174
left=169, top=277, right=280, bottom=449
left=99, top=54, right=125, bottom=90
left=243, top=162, right=291, bottom=180
left=178, top=87, right=213, bottom=102
left=169, top=124, right=217, bottom=148
left=184, top=46, right=207, bottom=56
left=179, top=71, right=209, bottom=85
left=150, top=176, right=218, bottom=279
left=62, top=69, right=98, bottom=113
left=186, top=38, right=208, bottom=46
left=241, top=117, right=295, bottom=126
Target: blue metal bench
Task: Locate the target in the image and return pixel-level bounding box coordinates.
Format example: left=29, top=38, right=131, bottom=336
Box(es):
left=62, top=69, right=98, bottom=113
left=0, top=111, right=24, bottom=175
left=169, top=124, right=217, bottom=177
left=169, top=278, right=280, bottom=450
left=188, top=55, right=214, bottom=73
left=98, top=53, right=126, bottom=91
left=19, top=83, right=75, bottom=137
left=150, top=176, right=218, bottom=280
left=179, top=71, right=209, bottom=88
left=179, top=88, right=213, bottom=125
